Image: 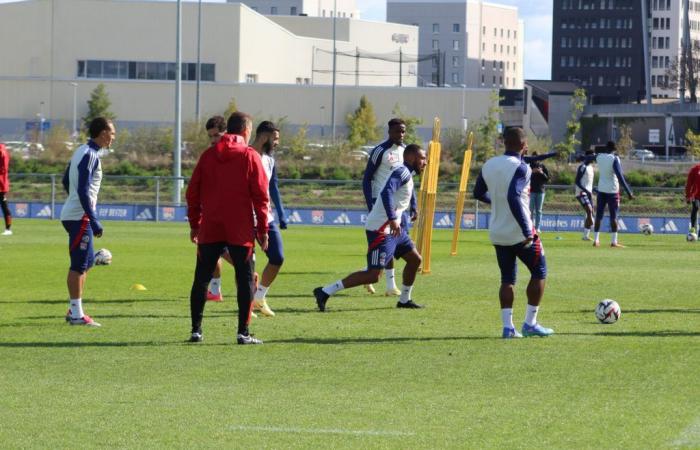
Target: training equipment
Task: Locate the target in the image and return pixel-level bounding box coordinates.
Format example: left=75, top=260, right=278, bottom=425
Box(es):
left=412, top=117, right=442, bottom=274
left=639, top=223, right=654, bottom=235
left=686, top=232, right=698, bottom=242
left=450, top=132, right=474, bottom=256
left=94, top=248, right=112, bottom=265
left=521, top=322, right=555, bottom=337
left=595, top=299, right=621, bottom=324
left=130, top=283, right=147, bottom=291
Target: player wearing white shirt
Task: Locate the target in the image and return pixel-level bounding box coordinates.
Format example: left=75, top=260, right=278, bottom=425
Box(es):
left=60, top=117, right=114, bottom=327
left=473, top=127, right=553, bottom=339
left=314, top=145, right=427, bottom=311
left=361, top=118, right=411, bottom=296
left=588, top=141, right=634, bottom=247
left=575, top=149, right=596, bottom=241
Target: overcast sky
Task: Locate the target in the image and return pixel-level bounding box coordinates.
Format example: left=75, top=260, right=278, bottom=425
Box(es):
left=0, top=0, right=553, bottom=79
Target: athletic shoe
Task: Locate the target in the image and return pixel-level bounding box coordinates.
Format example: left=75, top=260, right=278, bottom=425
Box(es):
left=396, top=300, right=424, bottom=309
left=385, top=287, right=401, bottom=296
left=610, top=242, right=626, bottom=248
left=253, top=298, right=275, bottom=317
left=582, top=236, right=592, bottom=241
left=313, top=287, right=329, bottom=312
left=206, top=291, right=223, bottom=302
left=521, top=322, right=554, bottom=337
left=365, top=284, right=376, bottom=294
left=189, top=332, right=203, bottom=343
left=502, top=327, right=523, bottom=339
left=237, top=333, right=263, bottom=345
left=593, top=240, right=600, bottom=247
left=68, top=314, right=101, bottom=327
left=1, top=229, right=12, bottom=236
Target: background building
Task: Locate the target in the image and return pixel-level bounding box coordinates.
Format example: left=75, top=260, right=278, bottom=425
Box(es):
left=232, top=0, right=360, bottom=18
left=387, top=0, right=524, bottom=89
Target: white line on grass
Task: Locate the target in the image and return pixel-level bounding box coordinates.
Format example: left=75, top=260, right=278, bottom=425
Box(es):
left=672, top=417, right=700, bottom=448
left=229, top=425, right=415, bottom=437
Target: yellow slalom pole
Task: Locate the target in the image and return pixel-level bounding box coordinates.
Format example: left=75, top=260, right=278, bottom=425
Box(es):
left=421, top=117, right=441, bottom=275
left=450, top=132, right=474, bottom=256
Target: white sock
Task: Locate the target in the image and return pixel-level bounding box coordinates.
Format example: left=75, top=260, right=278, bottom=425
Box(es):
left=208, top=277, right=221, bottom=295
left=399, top=284, right=413, bottom=303
left=594, top=232, right=600, bottom=242
left=69, top=298, right=84, bottom=319
left=525, top=304, right=539, bottom=326
left=322, top=280, right=344, bottom=296
left=385, top=269, right=397, bottom=290
left=501, top=308, right=514, bottom=329
left=611, top=232, right=618, bottom=244
left=583, top=228, right=591, bottom=238
left=254, top=284, right=269, bottom=301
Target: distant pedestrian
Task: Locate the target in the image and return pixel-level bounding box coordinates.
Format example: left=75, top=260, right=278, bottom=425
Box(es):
left=0, top=142, right=11, bottom=235
left=685, top=162, right=700, bottom=234
left=529, top=153, right=550, bottom=233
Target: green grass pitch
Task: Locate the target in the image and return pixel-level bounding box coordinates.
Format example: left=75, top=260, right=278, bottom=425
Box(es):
left=0, top=220, right=698, bottom=449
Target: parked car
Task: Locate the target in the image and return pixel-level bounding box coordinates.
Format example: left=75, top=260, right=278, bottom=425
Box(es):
left=630, top=149, right=655, bottom=160
left=350, top=149, right=369, bottom=161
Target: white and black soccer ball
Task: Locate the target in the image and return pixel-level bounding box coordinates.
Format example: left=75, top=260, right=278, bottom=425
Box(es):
left=94, top=248, right=113, bottom=265
left=639, top=223, right=654, bottom=235
left=595, top=299, right=621, bottom=324
left=686, top=232, right=698, bottom=242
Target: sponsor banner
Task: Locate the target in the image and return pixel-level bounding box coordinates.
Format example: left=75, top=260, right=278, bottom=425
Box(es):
left=158, top=206, right=188, bottom=222
left=11, top=202, right=30, bottom=218
left=31, top=203, right=53, bottom=218
left=135, top=205, right=156, bottom=221
left=97, top=205, right=134, bottom=221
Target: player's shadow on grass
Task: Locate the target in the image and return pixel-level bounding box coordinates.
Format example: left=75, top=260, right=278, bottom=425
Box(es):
left=0, top=341, right=172, bottom=348
left=561, top=330, right=700, bottom=337
left=572, top=308, right=700, bottom=315
left=268, top=335, right=495, bottom=345
left=280, top=271, right=337, bottom=275
left=0, top=298, right=184, bottom=305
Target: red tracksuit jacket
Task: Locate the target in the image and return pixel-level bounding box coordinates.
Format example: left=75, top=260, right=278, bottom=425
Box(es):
left=0, top=144, right=9, bottom=192
left=186, top=134, right=269, bottom=246
left=686, top=163, right=700, bottom=201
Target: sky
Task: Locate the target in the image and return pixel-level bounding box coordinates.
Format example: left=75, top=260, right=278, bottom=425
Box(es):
left=0, top=0, right=553, bottom=80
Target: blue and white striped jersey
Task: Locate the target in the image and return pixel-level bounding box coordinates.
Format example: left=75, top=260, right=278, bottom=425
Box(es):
left=365, top=164, right=414, bottom=233
left=60, top=141, right=102, bottom=224
left=362, top=140, right=405, bottom=210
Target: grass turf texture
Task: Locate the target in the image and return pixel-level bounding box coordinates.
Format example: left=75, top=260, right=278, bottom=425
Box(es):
left=0, top=220, right=698, bottom=449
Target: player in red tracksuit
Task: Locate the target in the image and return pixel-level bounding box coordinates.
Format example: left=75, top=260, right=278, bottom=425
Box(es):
left=186, top=112, right=270, bottom=345
left=686, top=163, right=700, bottom=233
left=0, top=143, right=11, bottom=235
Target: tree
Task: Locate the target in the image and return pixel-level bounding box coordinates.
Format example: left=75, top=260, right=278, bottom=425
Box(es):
left=665, top=41, right=700, bottom=103
left=554, top=88, right=586, bottom=161
left=83, top=83, right=116, bottom=130
left=391, top=103, right=423, bottom=145
left=41, top=123, right=73, bottom=164
left=474, top=90, right=502, bottom=162
left=346, top=95, right=380, bottom=148
left=685, top=128, right=700, bottom=159
left=615, top=122, right=635, bottom=157
left=223, top=97, right=238, bottom=120
left=288, top=125, right=309, bottom=158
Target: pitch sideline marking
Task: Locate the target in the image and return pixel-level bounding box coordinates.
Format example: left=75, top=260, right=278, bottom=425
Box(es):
left=672, top=416, right=700, bottom=448
left=229, top=425, right=415, bottom=437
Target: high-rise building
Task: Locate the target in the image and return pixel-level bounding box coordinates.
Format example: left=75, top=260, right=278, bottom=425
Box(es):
left=553, top=0, right=700, bottom=104
left=231, top=0, right=359, bottom=18
left=387, top=0, right=524, bottom=89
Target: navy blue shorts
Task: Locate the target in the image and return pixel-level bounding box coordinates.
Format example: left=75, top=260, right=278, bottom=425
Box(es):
left=596, top=192, right=620, bottom=222
left=264, top=221, right=284, bottom=266
left=366, top=230, right=415, bottom=270
left=494, top=237, right=547, bottom=285
left=62, top=217, right=94, bottom=274
left=576, top=192, right=593, bottom=209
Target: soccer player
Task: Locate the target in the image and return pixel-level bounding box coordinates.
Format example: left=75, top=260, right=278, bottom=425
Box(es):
left=591, top=141, right=634, bottom=248
left=60, top=117, right=114, bottom=327
left=0, top=142, right=11, bottom=235
left=314, top=144, right=427, bottom=311
left=186, top=112, right=270, bottom=345
left=249, top=121, right=287, bottom=317
left=575, top=149, right=596, bottom=241
left=473, top=127, right=553, bottom=339
left=361, top=118, right=411, bottom=296
left=685, top=161, right=700, bottom=234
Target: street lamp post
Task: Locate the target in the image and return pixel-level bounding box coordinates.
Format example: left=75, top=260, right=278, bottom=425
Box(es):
left=173, top=0, right=183, bottom=205
left=330, top=0, right=337, bottom=142
left=320, top=106, right=325, bottom=137
left=70, top=82, right=78, bottom=140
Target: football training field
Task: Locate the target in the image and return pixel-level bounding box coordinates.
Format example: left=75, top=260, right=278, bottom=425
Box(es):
left=1, top=220, right=698, bottom=449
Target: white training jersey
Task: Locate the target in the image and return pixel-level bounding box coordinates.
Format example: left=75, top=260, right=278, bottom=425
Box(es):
left=369, top=141, right=405, bottom=200
left=365, top=165, right=414, bottom=233
left=596, top=153, right=620, bottom=194
left=480, top=154, right=533, bottom=246
left=60, top=143, right=102, bottom=221
left=261, top=153, right=275, bottom=223
left=575, top=163, right=595, bottom=196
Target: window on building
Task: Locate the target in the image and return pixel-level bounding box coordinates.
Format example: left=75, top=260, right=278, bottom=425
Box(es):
left=270, top=6, right=277, bottom=14
left=304, top=78, right=311, bottom=85
left=453, top=23, right=460, bottom=32
left=453, top=40, right=459, bottom=50
left=432, top=40, right=439, bottom=50
left=452, top=73, right=459, bottom=83
left=433, top=23, right=440, bottom=33
left=494, top=28, right=497, bottom=36
left=481, top=59, right=485, bottom=68
left=452, top=56, right=460, bottom=67
left=482, top=26, right=486, bottom=35
left=77, top=59, right=215, bottom=81
left=500, top=60, right=504, bottom=70
left=291, top=6, right=297, bottom=15
left=296, top=77, right=303, bottom=85
left=246, top=74, right=258, bottom=83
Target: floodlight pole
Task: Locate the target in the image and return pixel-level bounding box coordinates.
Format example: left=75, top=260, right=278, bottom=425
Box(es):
left=195, top=0, right=202, bottom=123
left=331, top=0, right=337, bottom=142
left=173, top=0, right=183, bottom=205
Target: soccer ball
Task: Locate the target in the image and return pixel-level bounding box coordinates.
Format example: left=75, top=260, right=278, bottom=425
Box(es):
left=687, top=232, right=698, bottom=242
left=94, top=248, right=112, bottom=265
left=639, top=223, right=654, bottom=235
left=595, top=299, right=621, bottom=324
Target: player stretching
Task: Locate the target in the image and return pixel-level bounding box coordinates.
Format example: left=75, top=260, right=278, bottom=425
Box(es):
left=314, top=144, right=427, bottom=311
left=685, top=161, right=700, bottom=234
left=361, top=118, right=411, bottom=296
left=60, top=117, right=115, bottom=327
left=591, top=141, right=634, bottom=247
left=249, top=121, right=287, bottom=317
left=473, top=127, right=553, bottom=338
left=575, top=149, right=596, bottom=241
